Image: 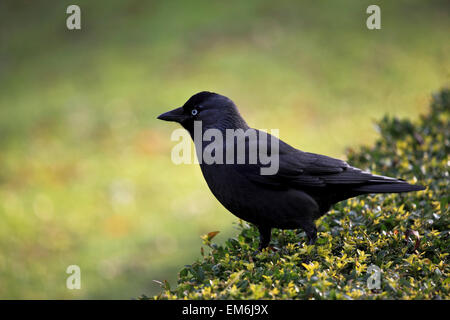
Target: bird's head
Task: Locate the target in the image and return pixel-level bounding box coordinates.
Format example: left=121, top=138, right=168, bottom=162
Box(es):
left=157, top=91, right=248, bottom=134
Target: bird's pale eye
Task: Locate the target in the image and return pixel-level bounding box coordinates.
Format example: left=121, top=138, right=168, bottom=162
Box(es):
left=191, top=109, right=198, bottom=116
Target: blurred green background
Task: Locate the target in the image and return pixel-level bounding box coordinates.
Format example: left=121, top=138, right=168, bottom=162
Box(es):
left=0, top=0, right=448, bottom=299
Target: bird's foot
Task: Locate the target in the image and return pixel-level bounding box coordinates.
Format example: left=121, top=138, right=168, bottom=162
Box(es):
left=254, top=246, right=277, bottom=255
left=297, top=238, right=316, bottom=247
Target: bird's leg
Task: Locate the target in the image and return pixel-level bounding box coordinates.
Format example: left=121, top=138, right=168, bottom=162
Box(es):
left=257, top=226, right=272, bottom=251
left=299, top=221, right=317, bottom=245
left=305, top=224, right=317, bottom=245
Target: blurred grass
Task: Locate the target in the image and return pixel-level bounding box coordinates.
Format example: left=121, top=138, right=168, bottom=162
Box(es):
left=0, top=0, right=448, bottom=298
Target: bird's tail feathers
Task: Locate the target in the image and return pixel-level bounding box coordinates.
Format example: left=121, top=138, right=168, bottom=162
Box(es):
left=352, top=182, right=425, bottom=193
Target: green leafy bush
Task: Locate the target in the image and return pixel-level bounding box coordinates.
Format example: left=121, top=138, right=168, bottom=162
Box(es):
left=150, top=89, right=449, bottom=300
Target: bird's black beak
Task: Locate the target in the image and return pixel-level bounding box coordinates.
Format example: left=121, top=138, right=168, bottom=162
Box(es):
left=157, top=107, right=188, bottom=123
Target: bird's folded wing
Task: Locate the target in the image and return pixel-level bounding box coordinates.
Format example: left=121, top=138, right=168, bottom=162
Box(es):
left=233, top=139, right=401, bottom=189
